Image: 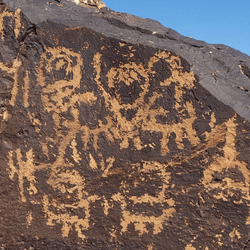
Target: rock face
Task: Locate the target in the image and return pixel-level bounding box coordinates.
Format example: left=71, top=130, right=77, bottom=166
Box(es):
left=0, top=0, right=250, bottom=249
left=68, top=0, right=106, bottom=9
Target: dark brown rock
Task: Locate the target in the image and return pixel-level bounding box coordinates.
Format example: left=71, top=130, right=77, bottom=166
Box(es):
left=0, top=1, right=250, bottom=249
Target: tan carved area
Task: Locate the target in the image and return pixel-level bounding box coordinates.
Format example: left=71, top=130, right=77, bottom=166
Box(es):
left=4, top=42, right=250, bottom=247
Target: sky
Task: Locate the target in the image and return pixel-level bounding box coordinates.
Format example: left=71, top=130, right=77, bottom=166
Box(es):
left=104, top=0, right=250, bottom=56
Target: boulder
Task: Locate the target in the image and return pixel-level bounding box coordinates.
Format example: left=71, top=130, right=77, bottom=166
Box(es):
left=0, top=0, right=250, bottom=249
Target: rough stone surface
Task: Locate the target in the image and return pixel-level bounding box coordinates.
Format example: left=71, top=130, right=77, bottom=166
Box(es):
left=0, top=0, right=250, bottom=249
left=68, top=0, right=106, bottom=9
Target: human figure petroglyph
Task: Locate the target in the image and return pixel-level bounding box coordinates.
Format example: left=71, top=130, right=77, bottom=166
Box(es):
left=37, top=47, right=180, bottom=238
left=93, top=51, right=200, bottom=154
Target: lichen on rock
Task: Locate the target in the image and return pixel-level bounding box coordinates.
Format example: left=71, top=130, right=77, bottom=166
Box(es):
left=69, top=0, right=106, bottom=8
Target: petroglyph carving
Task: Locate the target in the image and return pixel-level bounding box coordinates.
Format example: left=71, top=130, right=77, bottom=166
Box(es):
left=5, top=40, right=250, bottom=245
left=0, top=6, right=22, bottom=40
left=1, top=1, right=250, bottom=248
